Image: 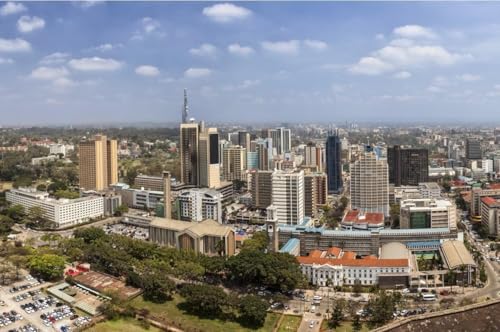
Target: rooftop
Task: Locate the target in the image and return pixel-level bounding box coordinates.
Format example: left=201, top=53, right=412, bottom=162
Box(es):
left=342, top=210, right=385, bottom=224
left=441, top=240, right=476, bottom=269
left=73, top=271, right=142, bottom=300
left=150, top=217, right=232, bottom=237
left=481, top=196, right=499, bottom=207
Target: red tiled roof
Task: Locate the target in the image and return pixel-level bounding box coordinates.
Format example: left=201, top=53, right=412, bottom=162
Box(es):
left=327, top=247, right=342, bottom=257
left=342, top=251, right=357, bottom=260
left=342, top=210, right=384, bottom=224
left=481, top=196, right=498, bottom=207
left=309, top=250, right=323, bottom=258
left=297, top=256, right=408, bottom=268
left=488, top=183, right=500, bottom=190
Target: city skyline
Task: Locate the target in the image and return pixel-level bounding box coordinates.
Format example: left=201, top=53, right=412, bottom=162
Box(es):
left=2, top=2, right=500, bottom=125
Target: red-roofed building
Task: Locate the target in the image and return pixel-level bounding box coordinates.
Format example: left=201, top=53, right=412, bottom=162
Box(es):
left=341, top=209, right=385, bottom=231
left=480, top=196, right=500, bottom=238
left=297, top=247, right=411, bottom=288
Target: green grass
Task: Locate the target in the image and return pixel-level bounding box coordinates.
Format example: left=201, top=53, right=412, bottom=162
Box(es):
left=320, top=320, right=370, bottom=332
left=277, top=315, right=302, bottom=332
left=130, top=294, right=280, bottom=332
left=86, top=318, right=161, bottom=332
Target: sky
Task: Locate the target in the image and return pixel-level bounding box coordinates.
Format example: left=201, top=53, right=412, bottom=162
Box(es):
left=2, top=1, right=500, bottom=125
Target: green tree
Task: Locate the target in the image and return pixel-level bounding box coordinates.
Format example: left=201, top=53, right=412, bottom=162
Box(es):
left=329, top=301, right=344, bottom=328
left=140, top=270, right=175, bottom=303
left=352, top=313, right=362, bottom=332
left=36, top=184, right=47, bottom=192
left=27, top=206, right=45, bottom=222
left=28, top=254, right=66, bottom=281
left=54, top=190, right=80, bottom=199
left=479, top=264, right=487, bottom=283
left=176, top=261, right=205, bottom=282
left=240, top=231, right=269, bottom=252
left=368, top=290, right=399, bottom=328
left=114, top=204, right=129, bottom=216
left=180, top=284, right=229, bottom=317
left=73, top=227, right=106, bottom=243
left=0, top=215, right=15, bottom=235
left=239, top=295, right=267, bottom=328
left=5, top=204, right=25, bottom=222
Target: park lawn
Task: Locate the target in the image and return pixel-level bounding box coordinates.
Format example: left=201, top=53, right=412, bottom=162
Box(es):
left=277, top=315, right=302, bottom=332
left=86, top=318, right=162, bottom=332
left=320, top=320, right=370, bottom=332
left=130, top=294, right=280, bottom=332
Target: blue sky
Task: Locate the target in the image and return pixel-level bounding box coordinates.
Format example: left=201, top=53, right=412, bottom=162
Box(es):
left=1, top=1, right=500, bottom=125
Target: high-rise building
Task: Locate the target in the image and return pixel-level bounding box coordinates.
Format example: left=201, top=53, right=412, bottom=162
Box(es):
left=180, top=123, right=200, bottom=186
left=466, top=138, right=482, bottom=160
left=222, top=145, right=247, bottom=182
left=268, top=127, right=291, bottom=155
left=182, top=88, right=189, bottom=124
left=198, top=127, right=220, bottom=188
left=326, top=133, right=343, bottom=194
left=238, top=131, right=251, bottom=152
left=304, top=143, right=324, bottom=172
left=247, top=151, right=258, bottom=170
left=79, top=134, right=118, bottom=191
left=400, top=198, right=457, bottom=231
left=387, top=146, right=429, bottom=186
left=272, top=169, right=304, bottom=224
left=304, top=172, right=328, bottom=218
left=250, top=170, right=273, bottom=209
left=256, top=138, right=273, bottom=170
left=350, top=152, right=389, bottom=216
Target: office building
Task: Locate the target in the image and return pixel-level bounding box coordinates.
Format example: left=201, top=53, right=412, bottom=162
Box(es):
left=149, top=218, right=235, bottom=256
left=222, top=145, right=247, bottom=182
left=304, top=172, right=328, bottom=218
left=247, top=151, right=258, bottom=170
left=400, top=198, right=457, bottom=230
left=326, top=133, right=343, bottom=194
left=418, top=182, right=441, bottom=199
left=176, top=188, right=223, bottom=223
left=134, top=174, right=165, bottom=191
left=351, top=152, right=389, bottom=216
left=180, top=122, right=200, bottom=186
left=387, top=146, right=429, bottom=186
left=340, top=210, right=385, bottom=231
left=480, top=197, right=500, bottom=237
left=256, top=138, right=273, bottom=170
left=6, top=188, right=104, bottom=228
left=198, top=127, right=220, bottom=188
left=304, top=143, right=324, bottom=172
left=238, top=131, right=251, bottom=152
left=267, top=127, right=291, bottom=155
left=272, top=170, right=304, bottom=224
left=466, top=138, right=482, bottom=160
left=250, top=170, right=273, bottom=209
left=79, top=135, right=118, bottom=191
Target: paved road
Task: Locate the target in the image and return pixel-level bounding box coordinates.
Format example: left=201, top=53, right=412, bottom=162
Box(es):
left=297, top=312, right=322, bottom=332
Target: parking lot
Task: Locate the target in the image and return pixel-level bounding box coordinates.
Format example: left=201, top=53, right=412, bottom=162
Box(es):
left=103, top=223, right=149, bottom=240
left=0, top=275, right=93, bottom=331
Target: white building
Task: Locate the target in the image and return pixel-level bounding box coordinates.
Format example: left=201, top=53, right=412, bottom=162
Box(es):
left=6, top=188, right=104, bottom=228
left=272, top=169, right=304, bottom=225
left=133, top=189, right=164, bottom=210
left=31, top=155, right=59, bottom=166
left=418, top=182, right=442, bottom=199
left=350, top=152, right=390, bottom=216
left=400, top=198, right=457, bottom=231
left=176, top=188, right=223, bottom=223
left=49, top=143, right=73, bottom=157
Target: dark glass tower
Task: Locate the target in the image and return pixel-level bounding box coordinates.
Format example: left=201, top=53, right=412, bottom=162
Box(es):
left=326, top=132, right=343, bottom=194
left=387, top=145, right=429, bottom=186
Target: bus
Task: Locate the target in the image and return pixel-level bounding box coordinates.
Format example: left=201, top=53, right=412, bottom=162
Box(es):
left=422, top=293, right=436, bottom=301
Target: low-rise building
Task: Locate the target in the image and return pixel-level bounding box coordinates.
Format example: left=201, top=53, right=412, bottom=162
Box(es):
left=176, top=188, right=223, bottom=223
left=480, top=196, right=500, bottom=237
left=340, top=210, right=385, bottom=231
left=418, top=182, right=441, bottom=199
left=6, top=188, right=104, bottom=228
left=400, top=198, right=457, bottom=231
left=149, top=218, right=235, bottom=256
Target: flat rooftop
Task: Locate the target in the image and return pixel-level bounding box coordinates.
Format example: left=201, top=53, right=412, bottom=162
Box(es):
left=73, top=271, right=142, bottom=300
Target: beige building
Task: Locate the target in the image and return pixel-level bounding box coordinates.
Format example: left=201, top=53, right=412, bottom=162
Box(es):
left=79, top=135, right=117, bottom=191
left=250, top=170, right=273, bottom=209
left=134, top=174, right=164, bottom=191
left=304, top=172, right=328, bottom=218
left=400, top=198, right=457, bottom=230
left=222, top=145, right=247, bottom=182
left=198, top=127, right=221, bottom=188
left=272, top=169, right=304, bottom=224
left=149, top=218, right=235, bottom=256
left=350, top=152, right=389, bottom=216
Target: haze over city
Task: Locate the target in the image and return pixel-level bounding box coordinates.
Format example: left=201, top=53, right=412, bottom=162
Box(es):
left=2, top=2, right=500, bottom=125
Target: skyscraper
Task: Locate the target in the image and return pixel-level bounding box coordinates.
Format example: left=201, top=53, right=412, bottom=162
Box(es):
left=466, top=138, right=482, bottom=160
left=272, top=169, right=304, bottom=224
left=304, top=172, right=328, bottom=218
left=326, top=132, right=343, bottom=194
left=222, top=145, right=247, bottom=182
left=250, top=170, right=273, bottom=209
left=79, top=134, right=118, bottom=191
left=351, top=152, right=389, bottom=216
left=238, top=131, right=251, bottom=152
left=180, top=123, right=199, bottom=186
left=304, top=142, right=324, bottom=172
left=256, top=138, right=273, bottom=170
left=198, top=127, right=220, bottom=188
left=268, top=127, right=291, bottom=155
left=182, top=88, right=189, bottom=124
left=387, top=146, right=429, bottom=186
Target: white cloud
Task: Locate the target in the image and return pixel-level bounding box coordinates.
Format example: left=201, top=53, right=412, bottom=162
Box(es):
left=30, top=66, right=69, bottom=80
left=39, top=52, right=70, bottom=65
left=0, top=38, right=31, bottom=52
left=52, top=77, right=77, bottom=88
left=262, top=40, right=300, bottom=55
left=427, top=85, right=444, bottom=93
left=45, top=98, right=63, bottom=105
left=224, top=79, right=260, bottom=90
left=303, top=39, right=328, bottom=51
left=375, top=33, right=385, bottom=41
left=17, top=16, right=46, bottom=33
left=393, top=71, right=412, bottom=79
left=0, top=57, right=14, bottom=64
left=68, top=57, right=123, bottom=71
left=189, top=43, right=217, bottom=57
left=135, top=65, right=160, bottom=77
left=0, top=2, right=26, bottom=16
left=76, top=0, right=105, bottom=9
left=349, top=57, right=393, bottom=75
left=393, top=25, right=436, bottom=39
left=88, top=43, right=123, bottom=52
left=227, top=43, right=254, bottom=56
left=457, top=73, right=481, bottom=82
left=131, top=17, right=163, bottom=40
left=202, top=3, right=252, bottom=23
left=184, top=68, right=212, bottom=79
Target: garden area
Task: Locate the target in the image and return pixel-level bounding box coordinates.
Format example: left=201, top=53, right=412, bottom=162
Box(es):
left=277, top=315, right=302, bottom=332
left=87, top=318, right=161, bottom=332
